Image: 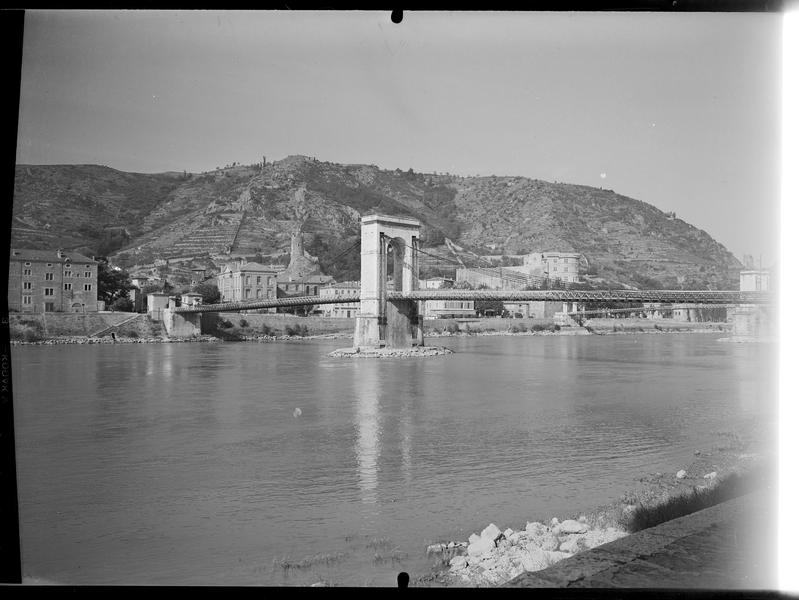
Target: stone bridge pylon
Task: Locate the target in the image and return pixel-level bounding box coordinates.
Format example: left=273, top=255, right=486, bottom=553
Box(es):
left=354, top=214, right=423, bottom=349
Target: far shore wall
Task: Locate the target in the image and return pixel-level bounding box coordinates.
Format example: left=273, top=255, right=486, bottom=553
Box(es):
left=9, top=312, right=142, bottom=337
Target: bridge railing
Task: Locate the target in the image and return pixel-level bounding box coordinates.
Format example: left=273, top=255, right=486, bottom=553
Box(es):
left=174, top=293, right=360, bottom=314
left=389, top=289, right=773, bottom=304
left=175, top=289, right=772, bottom=313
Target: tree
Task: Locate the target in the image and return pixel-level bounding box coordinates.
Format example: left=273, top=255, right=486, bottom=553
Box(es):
left=475, top=299, right=505, bottom=317
left=96, top=259, right=133, bottom=305
left=194, top=282, right=221, bottom=304
left=110, top=297, right=134, bottom=312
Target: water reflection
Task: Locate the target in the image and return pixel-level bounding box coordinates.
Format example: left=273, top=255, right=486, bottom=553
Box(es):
left=353, top=363, right=381, bottom=507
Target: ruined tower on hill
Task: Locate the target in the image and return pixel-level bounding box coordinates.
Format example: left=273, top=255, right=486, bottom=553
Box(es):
left=283, top=187, right=320, bottom=278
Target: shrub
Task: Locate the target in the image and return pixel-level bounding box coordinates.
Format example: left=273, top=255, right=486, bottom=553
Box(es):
left=284, top=324, right=309, bottom=336
left=445, top=322, right=460, bottom=334
left=553, top=324, right=561, bottom=331
left=531, top=323, right=546, bottom=332
left=22, top=329, right=43, bottom=342
left=239, top=318, right=249, bottom=328
left=621, top=471, right=755, bottom=533
left=261, top=324, right=274, bottom=336
left=219, top=319, right=234, bottom=329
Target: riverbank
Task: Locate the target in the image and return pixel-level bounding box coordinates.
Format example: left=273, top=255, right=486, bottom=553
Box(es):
left=10, top=321, right=732, bottom=345
left=413, top=426, right=774, bottom=587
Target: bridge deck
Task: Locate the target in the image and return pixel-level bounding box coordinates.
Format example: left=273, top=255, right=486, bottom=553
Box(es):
left=173, top=290, right=772, bottom=314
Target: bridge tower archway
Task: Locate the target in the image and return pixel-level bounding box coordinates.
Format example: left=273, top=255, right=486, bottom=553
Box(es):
left=354, top=214, right=423, bottom=349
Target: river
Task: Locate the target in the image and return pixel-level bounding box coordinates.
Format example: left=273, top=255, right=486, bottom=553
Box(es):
left=11, top=333, right=776, bottom=586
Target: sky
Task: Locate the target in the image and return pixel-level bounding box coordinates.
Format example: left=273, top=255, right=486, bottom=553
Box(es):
left=15, top=10, right=782, bottom=266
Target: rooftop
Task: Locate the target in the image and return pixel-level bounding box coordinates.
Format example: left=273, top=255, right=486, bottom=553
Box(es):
left=10, top=248, right=97, bottom=264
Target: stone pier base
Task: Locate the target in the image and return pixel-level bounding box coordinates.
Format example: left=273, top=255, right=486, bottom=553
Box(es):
left=329, top=346, right=452, bottom=359
left=162, top=308, right=202, bottom=338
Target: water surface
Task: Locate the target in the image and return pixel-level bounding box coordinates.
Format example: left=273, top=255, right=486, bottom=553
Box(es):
left=12, top=333, right=776, bottom=586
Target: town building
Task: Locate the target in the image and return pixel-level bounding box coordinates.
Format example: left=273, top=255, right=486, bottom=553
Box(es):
left=190, top=268, right=207, bottom=287
left=276, top=273, right=333, bottom=299
left=147, top=292, right=170, bottom=321
left=739, top=270, right=770, bottom=292
left=180, top=292, right=203, bottom=308
left=521, top=251, right=581, bottom=283
left=417, top=277, right=476, bottom=319
left=128, top=276, right=151, bottom=312
left=319, top=281, right=360, bottom=318
left=216, top=261, right=279, bottom=302
left=8, top=248, right=98, bottom=313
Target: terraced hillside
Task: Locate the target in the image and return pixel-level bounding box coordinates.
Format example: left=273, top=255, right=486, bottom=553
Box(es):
left=12, top=156, right=742, bottom=288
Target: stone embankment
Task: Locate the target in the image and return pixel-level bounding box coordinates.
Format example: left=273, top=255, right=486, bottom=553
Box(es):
left=328, top=346, right=453, bottom=358
left=420, top=430, right=770, bottom=588
left=11, top=335, right=221, bottom=345
left=427, top=519, right=627, bottom=586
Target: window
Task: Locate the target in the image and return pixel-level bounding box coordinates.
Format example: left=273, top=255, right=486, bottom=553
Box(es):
left=256, top=276, right=261, bottom=285
left=245, top=288, right=251, bottom=298
left=22, top=296, right=31, bottom=305
left=23, top=282, right=32, bottom=290
left=47, top=263, right=52, bottom=267
left=24, top=262, right=31, bottom=266
left=44, top=288, right=54, bottom=296
left=84, top=284, right=92, bottom=291
left=64, top=271, right=72, bottom=277
left=45, top=302, right=55, bottom=312
left=23, top=269, right=31, bottom=276
left=256, top=289, right=262, bottom=298
left=245, top=276, right=251, bottom=285
left=305, top=286, right=310, bottom=294
left=64, top=283, right=72, bottom=291
left=313, top=286, right=318, bottom=295
left=84, top=272, right=91, bottom=278
left=45, top=273, right=54, bottom=281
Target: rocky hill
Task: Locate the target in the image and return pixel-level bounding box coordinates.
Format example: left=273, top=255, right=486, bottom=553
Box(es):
left=11, top=156, right=742, bottom=288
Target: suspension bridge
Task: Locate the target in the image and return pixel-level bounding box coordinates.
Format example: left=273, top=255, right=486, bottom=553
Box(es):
left=166, top=214, right=774, bottom=344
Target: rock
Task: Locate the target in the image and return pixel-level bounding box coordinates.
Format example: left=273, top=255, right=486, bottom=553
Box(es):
left=450, top=555, right=468, bottom=570
left=497, top=539, right=512, bottom=551
left=519, top=548, right=549, bottom=572
left=468, top=533, right=481, bottom=546
left=539, top=534, right=560, bottom=552
left=544, top=550, right=571, bottom=564
left=481, top=523, right=503, bottom=542
left=508, top=532, right=522, bottom=545
left=559, top=519, right=588, bottom=534
left=578, top=515, right=587, bottom=524
left=426, top=543, right=446, bottom=554
left=558, top=536, right=583, bottom=554
left=525, top=521, right=547, bottom=536
left=676, top=469, right=687, bottom=479
left=467, top=536, right=495, bottom=558
left=704, top=471, right=717, bottom=480
left=503, top=527, right=514, bottom=539
left=447, top=541, right=455, bottom=549
left=550, top=517, right=559, bottom=527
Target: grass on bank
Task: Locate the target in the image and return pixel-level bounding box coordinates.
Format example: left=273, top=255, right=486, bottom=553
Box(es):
left=620, top=467, right=771, bottom=533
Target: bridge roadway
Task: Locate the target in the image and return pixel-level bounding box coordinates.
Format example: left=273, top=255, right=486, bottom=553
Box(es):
left=173, top=289, right=772, bottom=314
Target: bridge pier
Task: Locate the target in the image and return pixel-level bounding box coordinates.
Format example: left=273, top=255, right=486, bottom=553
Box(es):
left=163, top=308, right=202, bottom=338
left=354, top=214, right=424, bottom=349
left=731, top=304, right=775, bottom=341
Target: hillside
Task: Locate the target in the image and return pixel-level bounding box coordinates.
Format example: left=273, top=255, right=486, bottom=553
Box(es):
left=11, top=156, right=742, bottom=288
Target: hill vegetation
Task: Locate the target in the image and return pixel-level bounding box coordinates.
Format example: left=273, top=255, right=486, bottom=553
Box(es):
left=11, top=156, right=742, bottom=288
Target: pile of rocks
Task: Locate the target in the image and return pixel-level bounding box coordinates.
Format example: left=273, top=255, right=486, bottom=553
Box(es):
left=429, top=518, right=626, bottom=586
left=329, top=346, right=454, bottom=359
